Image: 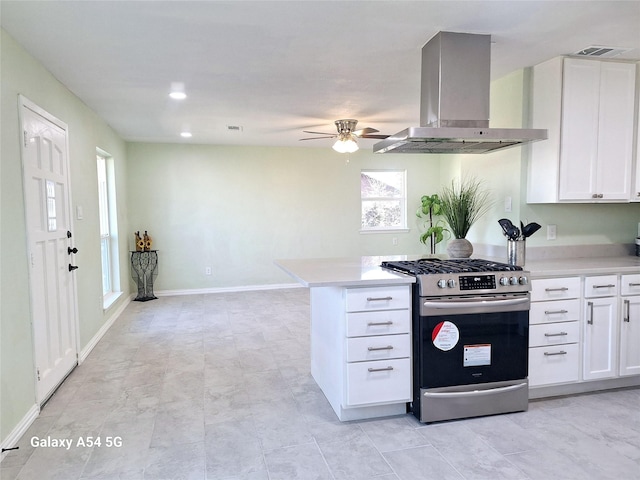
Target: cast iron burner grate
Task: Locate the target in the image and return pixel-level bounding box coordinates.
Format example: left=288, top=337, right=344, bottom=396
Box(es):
left=381, top=258, right=522, bottom=276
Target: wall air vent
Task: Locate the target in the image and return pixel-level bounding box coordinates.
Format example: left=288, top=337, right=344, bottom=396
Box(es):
left=573, top=46, right=633, bottom=58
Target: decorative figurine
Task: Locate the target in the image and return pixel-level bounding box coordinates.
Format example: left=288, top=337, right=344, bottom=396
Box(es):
left=135, top=231, right=144, bottom=251
left=143, top=231, right=152, bottom=251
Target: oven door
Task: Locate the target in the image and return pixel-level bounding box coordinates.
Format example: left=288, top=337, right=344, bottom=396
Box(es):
left=417, top=294, right=529, bottom=389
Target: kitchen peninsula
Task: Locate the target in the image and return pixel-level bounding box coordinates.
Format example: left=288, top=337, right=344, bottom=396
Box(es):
left=276, top=257, right=415, bottom=421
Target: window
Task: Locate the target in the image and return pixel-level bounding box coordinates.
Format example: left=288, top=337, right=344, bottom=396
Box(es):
left=360, top=170, right=407, bottom=231
left=97, top=152, right=121, bottom=306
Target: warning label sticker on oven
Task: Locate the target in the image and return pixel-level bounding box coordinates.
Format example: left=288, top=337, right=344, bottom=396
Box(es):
left=432, top=321, right=459, bottom=351
left=464, top=344, right=491, bottom=367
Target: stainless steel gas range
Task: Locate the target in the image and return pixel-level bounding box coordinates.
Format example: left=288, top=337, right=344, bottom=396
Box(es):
left=381, top=258, right=531, bottom=423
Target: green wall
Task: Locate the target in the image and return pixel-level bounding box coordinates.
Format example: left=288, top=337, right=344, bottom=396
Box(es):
left=1, top=29, right=131, bottom=445
left=125, top=143, right=442, bottom=290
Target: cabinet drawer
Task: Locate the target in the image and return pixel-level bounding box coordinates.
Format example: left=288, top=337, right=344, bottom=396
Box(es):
left=346, top=310, right=410, bottom=337
left=584, top=275, right=618, bottom=298
left=529, top=322, right=579, bottom=347
left=531, top=277, right=580, bottom=302
left=621, top=274, right=640, bottom=296
left=346, top=334, right=410, bottom=362
left=530, top=299, right=580, bottom=325
left=346, top=358, right=411, bottom=406
left=528, top=343, right=580, bottom=387
left=345, top=285, right=410, bottom=312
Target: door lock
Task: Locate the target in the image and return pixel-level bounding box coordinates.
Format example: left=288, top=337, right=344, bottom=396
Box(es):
left=67, top=247, right=78, bottom=255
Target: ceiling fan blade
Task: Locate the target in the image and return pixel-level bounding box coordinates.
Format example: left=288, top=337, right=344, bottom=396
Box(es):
left=302, top=130, right=336, bottom=136
left=353, top=127, right=380, bottom=136
left=360, top=134, right=389, bottom=139
left=299, top=136, right=336, bottom=141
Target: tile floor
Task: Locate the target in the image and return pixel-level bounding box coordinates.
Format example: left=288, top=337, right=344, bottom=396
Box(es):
left=1, top=288, right=639, bottom=479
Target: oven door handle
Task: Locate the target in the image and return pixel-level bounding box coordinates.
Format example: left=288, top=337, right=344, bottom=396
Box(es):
left=423, top=297, right=529, bottom=309
left=422, top=382, right=528, bottom=399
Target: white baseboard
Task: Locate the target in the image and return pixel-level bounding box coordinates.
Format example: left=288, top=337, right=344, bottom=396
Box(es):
left=78, top=295, right=131, bottom=363
left=155, top=282, right=303, bottom=297
left=0, top=404, right=39, bottom=462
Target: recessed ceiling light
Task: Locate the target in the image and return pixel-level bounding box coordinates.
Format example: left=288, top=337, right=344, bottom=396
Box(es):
left=169, top=82, right=187, bottom=100
left=180, top=131, right=192, bottom=138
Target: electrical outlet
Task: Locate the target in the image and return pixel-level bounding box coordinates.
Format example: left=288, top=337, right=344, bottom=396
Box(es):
left=504, top=196, right=512, bottom=213
left=392, top=237, right=398, bottom=246
left=205, top=267, right=212, bottom=275
left=547, top=224, right=557, bottom=240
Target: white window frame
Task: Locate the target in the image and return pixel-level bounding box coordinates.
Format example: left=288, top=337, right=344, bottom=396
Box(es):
left=97, top=150, right=121, bottom=308
left=360, top=169, right=408, bottom=233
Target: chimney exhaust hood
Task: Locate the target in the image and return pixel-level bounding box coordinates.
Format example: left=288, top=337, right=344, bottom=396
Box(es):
left=374, top=31, right=547, bottom=154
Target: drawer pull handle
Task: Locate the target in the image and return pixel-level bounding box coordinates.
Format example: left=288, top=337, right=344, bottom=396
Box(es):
left=544, top=351, right=568, bottom=356
left=366, top=296, right=393, bottom=301
left=368, top=345, right=394, bottom=351
left=544, top=332, right=568, bottom=337
left=544, top=309, right=568, bottom=315
left=368, top=366, right=394, bottom=373
left=367, top=321, right=393, bottom=326
left=628, top=282, right=640, bottom=287
left=592, top=284, right=615, bottom=289
left=545, top=287, right=569, bottom=292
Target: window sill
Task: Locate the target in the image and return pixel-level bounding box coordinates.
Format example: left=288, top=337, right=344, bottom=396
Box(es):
left=360, top=228, right=411, bottom=234
left=103, top=291, right=123, bottom=310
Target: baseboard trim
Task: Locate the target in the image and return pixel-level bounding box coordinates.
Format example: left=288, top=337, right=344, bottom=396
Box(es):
left=155, top=283, right=303, bottom=297
left=78, top=295, right=132, bottom=364
left=0, top=404, right=39, bottom=462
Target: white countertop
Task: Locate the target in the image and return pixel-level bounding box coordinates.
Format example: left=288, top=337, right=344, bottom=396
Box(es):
left=276, top=254, right=640, bottom=288
left=275, top=256, right=415, bottom=287
left=524, top=255, right=640, bottom=278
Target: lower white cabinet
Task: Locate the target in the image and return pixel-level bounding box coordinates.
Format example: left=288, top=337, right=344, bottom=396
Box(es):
left=529, top=277, right=580, bottom=386
left=583, top=296, right=618, bottom=380
left=346, top=358, right=411, bottom=406
left=620, top=274, right=640, bottom=376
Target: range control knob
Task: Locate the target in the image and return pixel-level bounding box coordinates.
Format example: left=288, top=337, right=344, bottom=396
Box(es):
left=447, top=279, right=456, bottom=288
left=510, top=276, right=519, bottom=285
left=519, top=276, right=528, bottom=285
left=499, top=277, right=509, bottom=286
left=437, top=279, right=448, bottom=289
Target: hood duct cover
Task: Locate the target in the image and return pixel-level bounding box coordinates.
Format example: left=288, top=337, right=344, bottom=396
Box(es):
left=374, top=31, right=547, bottom=154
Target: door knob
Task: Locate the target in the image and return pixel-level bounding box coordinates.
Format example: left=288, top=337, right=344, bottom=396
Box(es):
left=68, top=247, right=78, bottom=255
left=68, top=264, right=79, bottom=272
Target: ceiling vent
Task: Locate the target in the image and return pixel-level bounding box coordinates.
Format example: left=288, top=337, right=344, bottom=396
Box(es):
left=573, top=46, right=633, bottom=58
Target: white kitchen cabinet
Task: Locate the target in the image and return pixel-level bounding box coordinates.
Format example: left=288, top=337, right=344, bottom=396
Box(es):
left=528, top=57, right=636, bottom=203
left=309, top=283, right=411, bottom=421
left=529, top=277, right=581, bottom=386
left=619, top=274, right=640, bottom=376
left=583, top=275, right=619, bottom=380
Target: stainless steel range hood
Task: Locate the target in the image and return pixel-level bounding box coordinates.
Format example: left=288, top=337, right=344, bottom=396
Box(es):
left=374, top=31, right=547, bottom=154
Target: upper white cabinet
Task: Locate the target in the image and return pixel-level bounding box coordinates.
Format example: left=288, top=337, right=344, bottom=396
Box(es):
left=634, top=64, right=640, bottom=202
left=528, top=57, right=636, bottom=203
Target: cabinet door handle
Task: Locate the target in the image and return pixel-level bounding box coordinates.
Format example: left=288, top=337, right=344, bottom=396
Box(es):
left=544, top=351, right=568, bottom=356
left=545, top=287, right=569, bottom=292
left=368, top=366, right=394, bottom=373
left=544, top=332, right=568, bottom=337
left=592, top=284, right=615, bottom=289
left=587, top=301, right=594, bottom=325
left=544, top=309, right=568, bottom=315
left=366, top=296, right=393, bottom=301
left=367, top=321, right=393, bottom=326
left=368, top=345, right=394, bottom=351
left=623, top=299, right=630, bottom=323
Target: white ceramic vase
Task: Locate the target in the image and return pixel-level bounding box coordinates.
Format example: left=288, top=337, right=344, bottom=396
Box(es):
left=446, top=238, right=473, bottom=258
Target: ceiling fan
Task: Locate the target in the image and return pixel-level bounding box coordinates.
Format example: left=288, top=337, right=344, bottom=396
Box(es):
left=300, top=119, right=388, bottom=153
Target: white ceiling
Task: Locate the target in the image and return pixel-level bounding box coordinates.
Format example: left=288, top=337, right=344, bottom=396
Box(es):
left=2, top=1, right=639, bottom=148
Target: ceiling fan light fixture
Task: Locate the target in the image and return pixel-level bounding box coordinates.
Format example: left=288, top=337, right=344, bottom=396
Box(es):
left=333, top=135, right=358, bottom=153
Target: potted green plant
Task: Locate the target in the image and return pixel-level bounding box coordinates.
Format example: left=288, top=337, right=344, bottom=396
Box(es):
left=439, top=177, right=492, bottom=258
left=416, top=194, right=447, bottom=255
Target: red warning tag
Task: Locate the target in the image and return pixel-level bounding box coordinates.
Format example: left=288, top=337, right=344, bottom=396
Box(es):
left=432, top=321, right=459, bottom=351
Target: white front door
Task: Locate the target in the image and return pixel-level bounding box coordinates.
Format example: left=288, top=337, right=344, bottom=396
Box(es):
left=20, top=96, right=78, bottom=404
